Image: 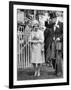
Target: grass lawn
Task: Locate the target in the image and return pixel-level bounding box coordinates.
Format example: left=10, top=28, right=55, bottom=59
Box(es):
left=17, top=64, right=63, bottom=80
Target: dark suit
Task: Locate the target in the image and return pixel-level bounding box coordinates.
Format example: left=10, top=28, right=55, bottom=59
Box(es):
left=53, top=21, right=63, bottom=41
left=44, top=20, right=55, bottom=63
left=54, top=21, right=63, bottom=76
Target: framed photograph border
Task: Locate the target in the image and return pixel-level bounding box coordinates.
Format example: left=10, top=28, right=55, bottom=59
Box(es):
left=9, top=1, right=69, bottom=89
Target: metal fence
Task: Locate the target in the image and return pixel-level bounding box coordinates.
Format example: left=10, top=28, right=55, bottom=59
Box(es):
left=17, top=26, right=32, bottom=69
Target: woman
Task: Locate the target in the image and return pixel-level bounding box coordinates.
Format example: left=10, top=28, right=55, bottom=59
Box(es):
left=29, top=20, right=44, bottom=76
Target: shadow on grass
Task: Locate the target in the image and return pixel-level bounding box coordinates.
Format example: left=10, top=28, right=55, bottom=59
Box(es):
left=17, top=66, right=63, bottom=81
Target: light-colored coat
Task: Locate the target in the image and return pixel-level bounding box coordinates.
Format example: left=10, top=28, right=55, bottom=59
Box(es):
left=29, top=30, right=45, bottom=64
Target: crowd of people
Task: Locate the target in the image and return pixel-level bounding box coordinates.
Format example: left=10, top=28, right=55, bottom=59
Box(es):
left=17, top=10, right=63, bottom=77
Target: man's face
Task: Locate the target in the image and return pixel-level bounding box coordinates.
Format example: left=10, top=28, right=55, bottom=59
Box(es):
left=53, top=17, right=57, bottom=23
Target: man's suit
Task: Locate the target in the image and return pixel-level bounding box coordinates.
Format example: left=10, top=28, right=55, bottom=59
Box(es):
left=44, top=20, right=55, bottom=63
left=44, top=20, right=63, bottom=74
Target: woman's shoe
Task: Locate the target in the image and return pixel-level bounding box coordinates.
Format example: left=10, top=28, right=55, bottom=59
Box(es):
left=37, top=71, right=40, bottom=77
left=34, top=71, right=37, bottom=76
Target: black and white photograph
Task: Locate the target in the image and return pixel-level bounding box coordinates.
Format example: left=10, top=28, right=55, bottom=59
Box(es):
left=17, top=9, right=63, bottom=80
left=9, top=1, right=69, bottom=88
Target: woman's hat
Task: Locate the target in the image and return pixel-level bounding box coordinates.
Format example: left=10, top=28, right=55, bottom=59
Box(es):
left=32, top=20, right=39, bottom=26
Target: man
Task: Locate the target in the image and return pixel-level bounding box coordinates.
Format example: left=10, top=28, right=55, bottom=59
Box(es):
left=51, top=13, right=63, bottom=76
left=44, top=13, right=55, bottom=66
left=44, top=12, right=63, bottom=76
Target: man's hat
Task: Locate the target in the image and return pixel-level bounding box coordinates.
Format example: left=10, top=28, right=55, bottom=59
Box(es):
left=49, top=12, right=57, bottom=19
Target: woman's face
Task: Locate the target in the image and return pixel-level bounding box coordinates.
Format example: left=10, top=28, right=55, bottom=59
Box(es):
left=33, top=24, right=39, bottom=31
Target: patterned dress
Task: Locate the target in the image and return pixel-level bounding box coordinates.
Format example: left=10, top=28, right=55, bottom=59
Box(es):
left=29, top=30, right=45, bottom=64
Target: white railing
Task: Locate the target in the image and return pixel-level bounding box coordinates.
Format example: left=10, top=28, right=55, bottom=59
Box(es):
left=17, top=29, right=32, bottom=69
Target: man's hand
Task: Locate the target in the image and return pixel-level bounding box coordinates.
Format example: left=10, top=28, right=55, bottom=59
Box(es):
left=56, top=37, right=60, bottom=41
